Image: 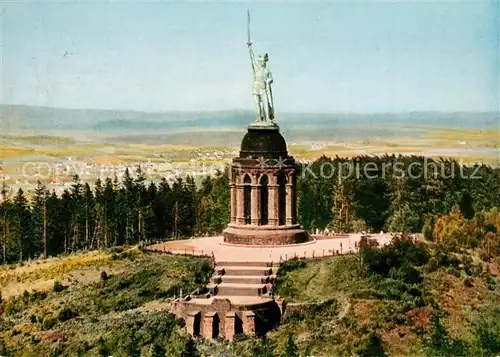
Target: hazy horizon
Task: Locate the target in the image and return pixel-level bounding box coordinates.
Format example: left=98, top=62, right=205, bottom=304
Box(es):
left=1, top=103, right=498, bottom=116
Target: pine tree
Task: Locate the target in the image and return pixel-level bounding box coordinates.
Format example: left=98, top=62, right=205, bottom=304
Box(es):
left=134, top=166, right=147, bottom=243
left=83, top=183, right=95, bottom=250
left=0, top=180, right=12, bottom=263
left=155, top=178, right=172, bottom=239
left=11, top=189, right=31, bottom=261
left=143, top=182, right=157, bottom=243
left=60, top=189, right=72, bottom=253
left=103, top=177, right=117, bottom=247
left=46, top=191, right=63, bottom=256
left=32, top=181, right=48, bottom=258
left=69, top=175, right=84, bottom=252
left=123, top=168, right=138, bottom=244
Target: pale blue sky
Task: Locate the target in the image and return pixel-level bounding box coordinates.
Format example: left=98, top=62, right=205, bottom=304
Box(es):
left=1, top=1, right=498, bottom=113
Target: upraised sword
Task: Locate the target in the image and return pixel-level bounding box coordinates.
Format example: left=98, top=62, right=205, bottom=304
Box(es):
left=247, top=9, right=251, bottom=46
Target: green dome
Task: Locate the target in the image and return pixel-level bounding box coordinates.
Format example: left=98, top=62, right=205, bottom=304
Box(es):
left=240, top=127, right=288, bottom=157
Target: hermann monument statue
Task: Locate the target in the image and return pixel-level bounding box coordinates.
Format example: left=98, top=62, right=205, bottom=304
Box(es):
left=247, top=10, right=276, bottom=127
left=221, top=11, right=308, bottom=245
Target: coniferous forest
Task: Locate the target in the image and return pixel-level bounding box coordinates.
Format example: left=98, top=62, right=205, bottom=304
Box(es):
left=0, top=155, right=499, bottom=264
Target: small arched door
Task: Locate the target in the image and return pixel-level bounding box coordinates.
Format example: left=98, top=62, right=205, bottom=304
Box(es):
left=278, top=173, right=287, bottom=225
left=243, top=174, right=252, bottom=224
left=260, top=175, right=269, bottom=225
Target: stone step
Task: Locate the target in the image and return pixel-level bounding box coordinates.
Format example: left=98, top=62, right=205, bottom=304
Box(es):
left=206, top=282, right=218, bottom=290
left=217, top=266, right=273, bottom=276
left=216, top=283, right=267, bottom=297
left=218, top=274, right=276, bottom=284
left=216, top=261, right=274, bottom=267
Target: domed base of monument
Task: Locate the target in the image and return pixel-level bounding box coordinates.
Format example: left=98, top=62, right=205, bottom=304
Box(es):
left=223, top=223, right=309, bottom=246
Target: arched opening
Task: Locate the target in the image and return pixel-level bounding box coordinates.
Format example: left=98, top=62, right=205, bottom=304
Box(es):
left=193, top=312, right=201, bottom=336
left=260, top=175, right=269, bottom=225
left=212, top=313, right=220, bottom=338
left=278, top=173, right=287, bottom=225
left=243, top=174, right=252, bottom=224
left=235, top=314, right=244, bottom=335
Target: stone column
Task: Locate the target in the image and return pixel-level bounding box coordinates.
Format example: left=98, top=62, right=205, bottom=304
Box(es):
left=225, top=312, right=236, bottom=340
left=286, top=180, right=293, bottom=226
left=251, top=182, right=261, bottom=225
left=236, top=183, right=245, bottom=225
left=243, top=311, right=255, bottom=335
left=268, top=175, right=279, bottom=226
left=203, top=312, right=217, bottom=339
left=230, top=183, right=236, bottom=223
left=186, top=311, right=200, bottom=336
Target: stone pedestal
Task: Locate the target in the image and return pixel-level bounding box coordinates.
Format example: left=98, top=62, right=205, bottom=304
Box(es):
left=223, top=126, right=308, bottom=246
left=224, top=223, right=308, bottom=245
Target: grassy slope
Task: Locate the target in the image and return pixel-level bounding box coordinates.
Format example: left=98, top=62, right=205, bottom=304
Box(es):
left=1, top=245, right=499, bottom=357
left=267, top=252, right=500, bottom=357
left=0, top=248, right=212, bottom=357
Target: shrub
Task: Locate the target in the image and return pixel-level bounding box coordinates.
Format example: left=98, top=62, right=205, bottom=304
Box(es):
left=30, top=291, right=47, bottom=301
left=425, top=258, right=439, bottom=273
left=389, top=264, right=423, bottom=284
left=424, top=310, right=471, bottom=356
left=361, top=235, right=429, bottom=277
left=422, top=218, right=435, bottom=241
left=475, top=314, right=500, bottom=354
left=42, top=316, right=57, bottom=330
left=356, top=333, right=387, bottom=357
left=281, top=336, right=299, bottom=357
left=100, top=271, right=109, bottom=281
left=53, top=281, right=66, bottom=293
left=463, top=277, right=473, bottom=287
left=58, top=307, right=78, bottom=322
left=0, top=337, right=7, bottom=356
left=434, top=246, right=461, bottom=268
left=484, top=274, right=496, bottom=286
left=193, top=260, right=213, bottom=284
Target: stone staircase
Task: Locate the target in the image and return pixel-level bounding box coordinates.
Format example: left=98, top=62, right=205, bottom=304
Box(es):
left=174, top=261, right=281, bottom=340
left=208, top=261, right=277, bottom=298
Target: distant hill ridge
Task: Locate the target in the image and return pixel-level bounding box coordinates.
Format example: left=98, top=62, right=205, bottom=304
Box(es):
left=1, top=104, right=498, bottom=134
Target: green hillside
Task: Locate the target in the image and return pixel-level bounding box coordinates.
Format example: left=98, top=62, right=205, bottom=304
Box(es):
left=1, top=226, right=499, bottom=356
left=0, top=249, right=212, bottom=356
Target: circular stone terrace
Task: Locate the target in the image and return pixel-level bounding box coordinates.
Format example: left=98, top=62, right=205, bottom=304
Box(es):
left=152, top=234, right=396, bottom=339
left=148, top=234, right=394, bottom=263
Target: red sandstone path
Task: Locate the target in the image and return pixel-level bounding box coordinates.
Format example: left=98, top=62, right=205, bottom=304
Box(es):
left=148, top=234, right=393, bottom=263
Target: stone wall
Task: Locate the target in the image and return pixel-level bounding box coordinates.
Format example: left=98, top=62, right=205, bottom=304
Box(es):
left=171, top=298, right=281, bottom=339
